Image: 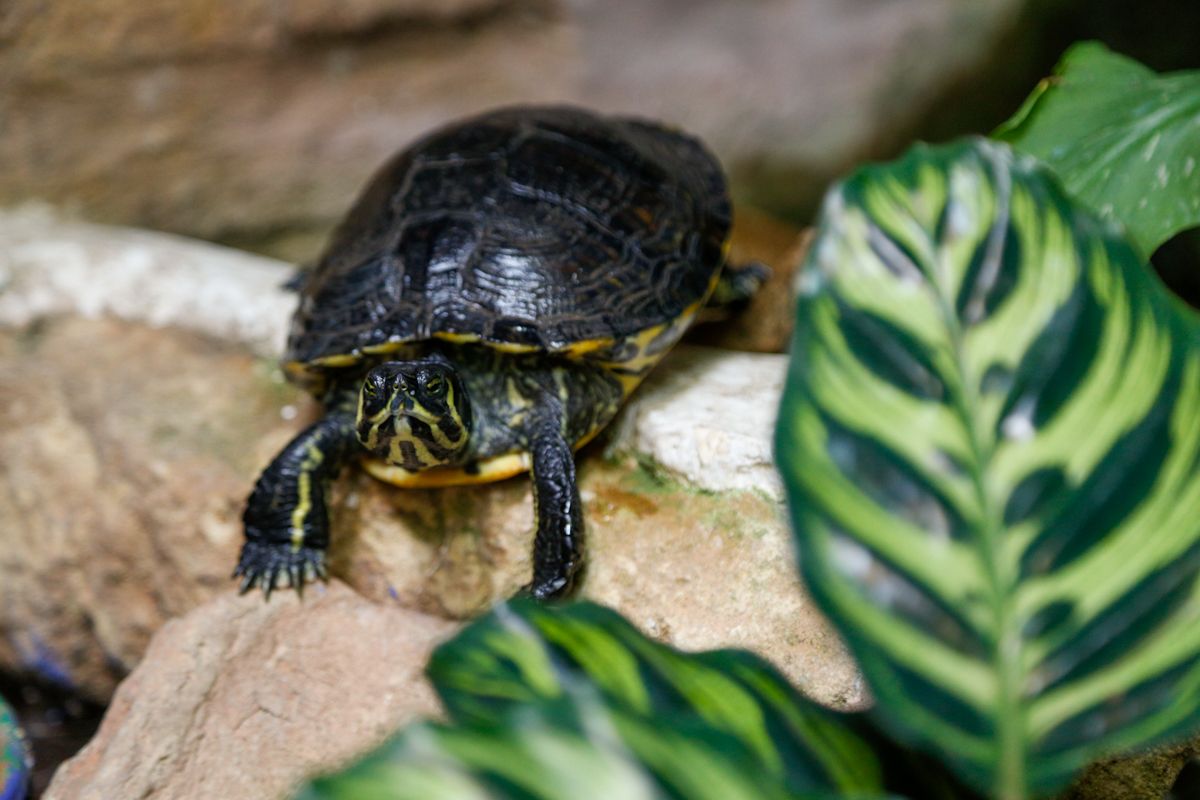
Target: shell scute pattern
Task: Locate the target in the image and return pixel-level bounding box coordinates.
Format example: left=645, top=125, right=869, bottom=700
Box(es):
left=286, top=106, right=730, bottom=387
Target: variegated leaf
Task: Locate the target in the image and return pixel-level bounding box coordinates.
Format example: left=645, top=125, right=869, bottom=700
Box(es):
left=298, top=601, right=900, bottom=800
left=430, top=600, right=887, bottom=796
left=775, top=138, right=1200, bottom=798
left=300, top=697, right=844, bottom=800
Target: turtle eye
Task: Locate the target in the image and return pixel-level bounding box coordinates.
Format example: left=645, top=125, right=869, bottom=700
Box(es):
left=424, top=375, right=444, bottom=394
left=362, top=373, right=387, bottom=404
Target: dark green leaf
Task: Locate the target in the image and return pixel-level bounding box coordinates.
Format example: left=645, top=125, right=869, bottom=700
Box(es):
left=776, top=137, right=1200, bottom=798
left=995, top=41, right=1200, bottom=258
left=430, top=600, right=887, bottom=796
left=298, top=601, right=900, bottom=800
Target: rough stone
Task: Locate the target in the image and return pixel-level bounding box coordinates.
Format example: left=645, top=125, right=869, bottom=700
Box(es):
left=0, top=316, right=290, bottom=700
left=0, top=0, right=1023, bottom=257
left=1, top=0, right=513, bottom=70
left=1061, top=738, right=1200, bottom=800
left=334, top=454, right=862, bottom=707
left=43, top=584, right=454, bottom=800
left=0, top=214, right=865, bottom=791
left=608, top=348, right=786, bottom=500
left=1, top=0, right=576, bottom=261
left=0, top=206, right=292, bottom=356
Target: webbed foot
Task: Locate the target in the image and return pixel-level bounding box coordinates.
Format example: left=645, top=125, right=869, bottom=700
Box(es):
left=234, top=541, right=328, bottom=598
left=237, top=411, right=358, bottom=598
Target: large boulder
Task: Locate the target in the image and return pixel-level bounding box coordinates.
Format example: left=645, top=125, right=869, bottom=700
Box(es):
left=0, top=0, right=1024, bottom=259
left=0, top=210, right=865, bottom=793
left=0, top=313, right=294, bottom=699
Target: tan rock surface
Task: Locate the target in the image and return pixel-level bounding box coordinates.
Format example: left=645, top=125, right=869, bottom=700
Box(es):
left=0, top=316, right=859, bottom=709
left=0, top=0, right=1023, bottom=258
left=43, top=583, right=454, bottom=800
left=0, top=214, right=864, bottom=793
left=0, top=317, right=291, bottom=700
left=337, top=454, right=862, bottom=708
left=0, top=209, right=856, bottom=693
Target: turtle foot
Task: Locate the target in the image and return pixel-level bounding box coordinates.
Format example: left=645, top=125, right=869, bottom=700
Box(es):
left=233, top=541, right=327, bottom=598
left=519, top=571, right=577, bottom=602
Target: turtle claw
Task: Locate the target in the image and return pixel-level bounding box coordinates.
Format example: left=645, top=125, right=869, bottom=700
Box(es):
left=518, top=573, right=574, bottom=602
left=234, top=541, right=327, bottom=598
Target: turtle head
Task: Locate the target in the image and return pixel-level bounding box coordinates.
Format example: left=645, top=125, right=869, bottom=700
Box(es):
left=356, top=356, right=472, bottom=470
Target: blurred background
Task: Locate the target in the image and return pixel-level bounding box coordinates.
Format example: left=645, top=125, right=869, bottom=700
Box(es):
left=3, top=0, right=1198, bottom=265
left=2, top=2, right=1200, bottom=794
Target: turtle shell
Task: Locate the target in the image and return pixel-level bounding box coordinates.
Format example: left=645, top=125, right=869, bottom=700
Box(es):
left=286, top=105, right=732, bottom=384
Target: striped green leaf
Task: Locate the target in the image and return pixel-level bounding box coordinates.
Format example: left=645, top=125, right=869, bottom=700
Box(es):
left=995, top=41, right=1200, bottom=259
left=298, top=601, right=900, bottom=800
left=301, top=696, right=862, bottom=800
left=775, top=138, right=1200, bottom=799
left=429, top=600, right=886, bottom=795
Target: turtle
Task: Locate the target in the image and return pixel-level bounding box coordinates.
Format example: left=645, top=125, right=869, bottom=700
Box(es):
left=236, top=105, right=766, bottom=600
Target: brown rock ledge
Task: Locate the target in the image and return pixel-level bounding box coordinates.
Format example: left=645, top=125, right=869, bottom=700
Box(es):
left=43, top=583, right=452, bottom=800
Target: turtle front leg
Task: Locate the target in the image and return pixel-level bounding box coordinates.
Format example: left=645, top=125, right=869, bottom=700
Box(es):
left=525, top=406, right=585, bottom=601
left=236, top=410, right=360, bottom=597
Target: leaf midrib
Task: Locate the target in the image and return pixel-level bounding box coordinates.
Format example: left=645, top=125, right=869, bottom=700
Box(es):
left=933, top=153, right=1029, bottom=800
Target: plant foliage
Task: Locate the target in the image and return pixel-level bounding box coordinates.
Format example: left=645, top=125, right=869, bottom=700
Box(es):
left=775, top=137, right=1200, bottom=798
left=996, top=41, right=1200, bottom=259
left=300, top=600, right=896, bottom=800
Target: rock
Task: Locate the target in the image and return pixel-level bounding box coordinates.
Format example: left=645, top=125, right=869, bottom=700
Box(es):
left=0, top=210, right=855, bottom=703
left=1, top=1, right=577, bottom=262
left=1061, top=738, right=1200, bottom=800
left=336, top=454, right=862, bottom=707
left=565, top=0, right=1025, bottom=220
left=608, top=348, right=786, bottom=500
left=0, top=315, right=292, bottom=700
left=43, top=584, right=454, bottom=800
left=0, top=206, right=293, bottom=356
left=0, top=214, right=863, bottom=789
left=0, top=0, right=1023, bottom=257
left=0, top=211, right=303, bottom=700
left=1, top=695, right=31, bottom=800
